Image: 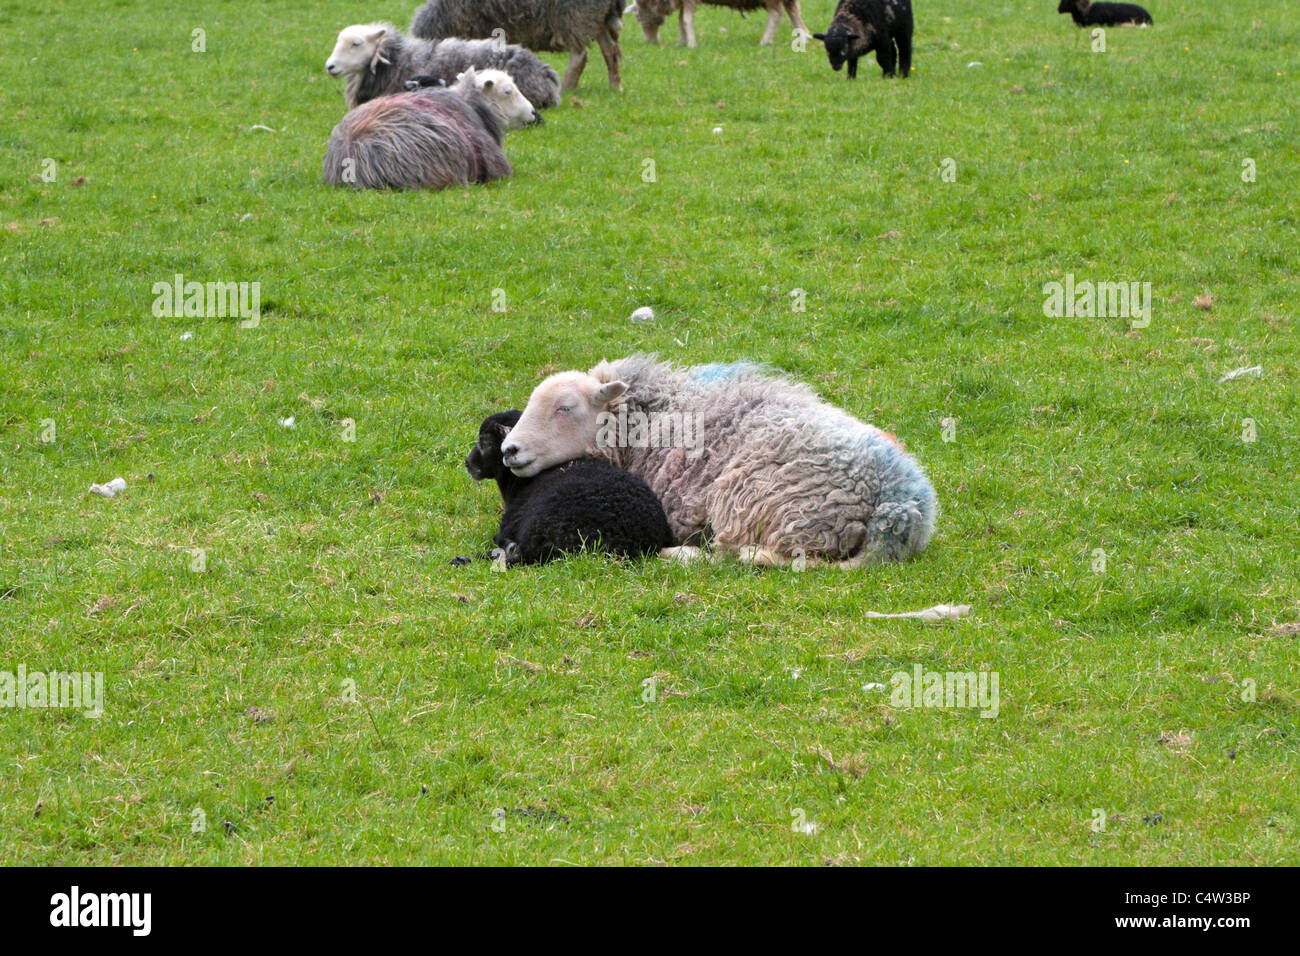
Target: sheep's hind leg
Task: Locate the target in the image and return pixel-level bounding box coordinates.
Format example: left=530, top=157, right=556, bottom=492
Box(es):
left=596, top=28, right=623, bottom=90
left=680, top=2, right=698, bottom=47
left=877, top=42, right=897, bottom=77
left=785, top=0, right=810, bottom=39
left=562, top=48, right=588, bottom=91
left=660, top=545, right=705, bottom=563
left=759, top=6, right=782, bottom=45
left=895, top=34, right=912, bottom=77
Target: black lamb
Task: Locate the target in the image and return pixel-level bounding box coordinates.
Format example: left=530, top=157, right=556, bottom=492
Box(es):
left=1057, top=0, right=1152, bottom=27
left=814, top=0, right=913, bottom=79
left=462, top=410, right=674, bottom=567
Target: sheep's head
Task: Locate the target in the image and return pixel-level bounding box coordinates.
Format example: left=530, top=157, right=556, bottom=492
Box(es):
left=501, top=369, right=628, bottom=477
left=630, top=1, right=670, bottom=45
left=466, top=410, right=522, bottom=482
left=326, top=24, right=391, bottom=78
left=812, top=28, right=861, bottom=71
left=453, top=67, right=539, bottom=129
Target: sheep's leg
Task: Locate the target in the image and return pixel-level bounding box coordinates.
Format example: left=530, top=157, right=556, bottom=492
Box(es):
left=847, top=56, right=858, bottom=79
left=680, top=1, right=697, bottom=48
left=660, top=545, right=705, bottom=563
left=785, top=0, right=810, bottom=39
left=562, top=48, right=588, bottom=91
left=759, top=5, right=782, bottom=45
left=596, top=28, right=624, bottom=91
left=895, top=33, right=912, bottom=77
left=877, top=42, right=897, bottom=77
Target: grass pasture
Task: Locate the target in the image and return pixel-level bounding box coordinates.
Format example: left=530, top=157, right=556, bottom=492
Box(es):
left=0, top=0, right=1296, bottom=864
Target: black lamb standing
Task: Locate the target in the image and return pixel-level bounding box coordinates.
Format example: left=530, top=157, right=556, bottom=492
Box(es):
left=1057, top=0, right=1153, bottom=27
left=814, top=0, right=913, bottom=79
left=462, top=411, right=674, bottom=566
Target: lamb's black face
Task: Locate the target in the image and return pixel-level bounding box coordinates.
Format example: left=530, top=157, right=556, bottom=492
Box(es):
left=465, top=410, right=522, bottom=481
left=814, top=31, right=858, bottom=71
left=1057, top=0, right=1078, bottom=13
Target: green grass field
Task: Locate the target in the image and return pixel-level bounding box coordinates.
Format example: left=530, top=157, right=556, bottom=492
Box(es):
left=1, top=0, right=1296, bottom=865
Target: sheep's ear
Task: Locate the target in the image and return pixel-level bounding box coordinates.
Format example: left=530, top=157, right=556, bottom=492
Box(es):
left=491, top=421, right=513, bottom=439
left=812, top=32, right=827, bottom=40
left=845, top=33, right=860, bottom=41
left=591, top=380, right=628, bottom=408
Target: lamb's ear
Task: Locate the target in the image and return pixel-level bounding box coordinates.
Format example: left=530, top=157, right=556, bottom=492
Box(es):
left=491, top=421, right=513, bottom=439
left=591, top=380, right=628, bottom=408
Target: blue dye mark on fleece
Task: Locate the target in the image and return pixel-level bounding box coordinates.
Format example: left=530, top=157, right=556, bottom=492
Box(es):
left=690, top=362, right=763, bottom=384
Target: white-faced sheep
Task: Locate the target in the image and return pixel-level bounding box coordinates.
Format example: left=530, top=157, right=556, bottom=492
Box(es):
left=499, top=356, right=937, bottom=567
left=463, top=410, right=674, bottom=566
left=411, top=0, right=625, bottom=92
left=326, top=22, right=560, bottom=111
left=322, top=68, right=527, bottom=190
left=629, top=0, right=809, bottom=48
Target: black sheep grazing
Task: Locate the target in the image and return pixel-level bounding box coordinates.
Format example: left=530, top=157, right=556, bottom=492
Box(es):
left=1057, top=0, right=1152, bottom=27
left=463, top=411, right=674, bottom=566
left=814, top=0, right=913, bottom=79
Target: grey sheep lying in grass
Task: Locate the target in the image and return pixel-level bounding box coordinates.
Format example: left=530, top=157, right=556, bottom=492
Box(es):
left=462, top=410, right=674, bottom=566
left=326, top=22, right=560, bottom=111
left=323, top=68, right=523, bottom=190
left=499, top=356, right=937, bottom=567
left=411, top=0, right=625, bottom=92
left=628, top=0, right=809, bottom=48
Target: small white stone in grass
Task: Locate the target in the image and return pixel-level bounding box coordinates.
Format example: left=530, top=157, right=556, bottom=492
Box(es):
left=630, top=306, right=655, bottom=323
left=862, top=682, right=886, bottom=692
left=178, top=331, right=193, bottom=341
left=89, top=477, right=127, bottom=498
left=712, top=126, right=722, bottom=135
left=967, top=61, right=983, bottom=68
left=279, top=416, right=296, bottom=429
left=1218, top=365, right=1262, bottom=383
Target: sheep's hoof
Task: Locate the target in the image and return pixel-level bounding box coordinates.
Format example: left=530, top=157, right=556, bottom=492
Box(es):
left=449, top=555, right=472, bottom=567
left=661, top=545, right=704, bottom=564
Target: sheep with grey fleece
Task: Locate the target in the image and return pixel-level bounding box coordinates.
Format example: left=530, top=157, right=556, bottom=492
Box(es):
left=629, top=0, right=809, bottom=48
left=499, top=356, right=937, bottom=567
left=326, top=22, right=560, bottom=111
left=322, top=68, right=517, bottom=190
left=411, top=0, right=625, bottom=92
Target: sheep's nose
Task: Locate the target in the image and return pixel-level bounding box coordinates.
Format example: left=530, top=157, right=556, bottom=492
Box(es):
left=501, top=441, right=518, bottom=457
left=326, top=62, right=338, bottom=75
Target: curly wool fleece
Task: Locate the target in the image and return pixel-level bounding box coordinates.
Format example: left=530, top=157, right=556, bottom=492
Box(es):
left=504, top=356, right=937, bottom=566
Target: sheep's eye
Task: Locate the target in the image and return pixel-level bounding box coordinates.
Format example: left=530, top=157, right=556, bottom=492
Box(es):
left=352, top=39, right=361, bottom=46
left=556, top=405, right=572, bottom=415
